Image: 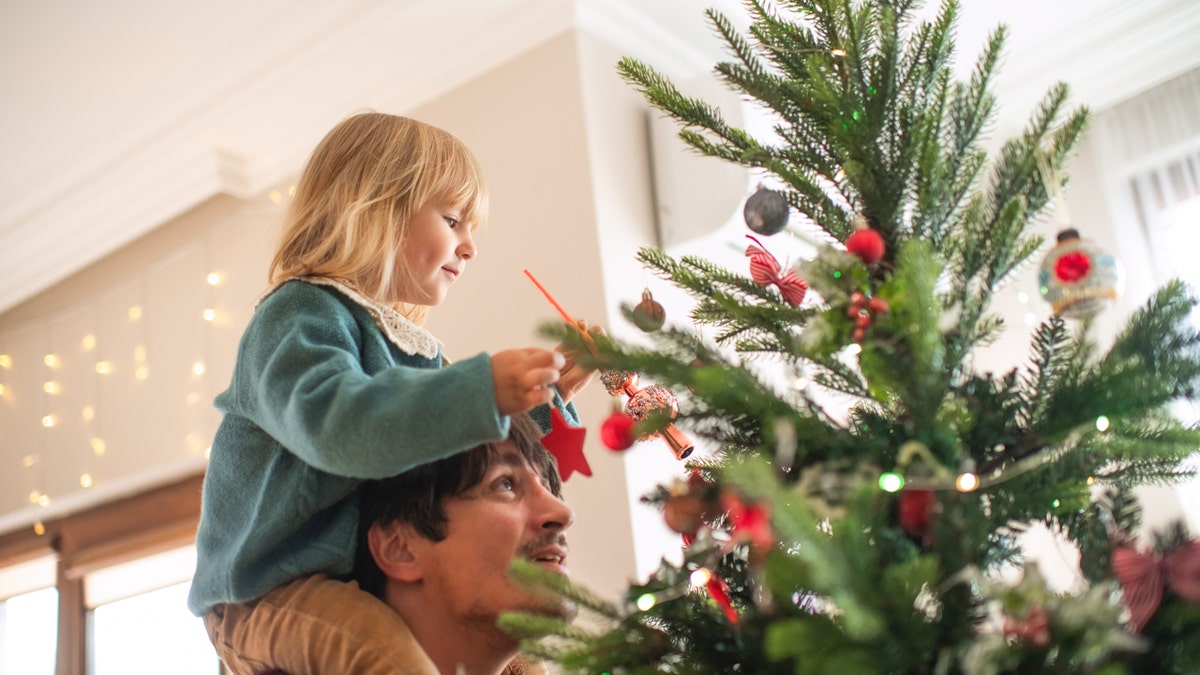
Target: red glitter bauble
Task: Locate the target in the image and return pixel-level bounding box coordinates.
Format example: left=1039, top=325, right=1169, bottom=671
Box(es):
left=625, top=385, right=679, bottom=440
left=897, top=489, right=935, bottom=537
left=600, top=412, right=636, bottom=451
left=599, top=369, right=638, bottom=396
left=846, top=229, right=886, bottom=265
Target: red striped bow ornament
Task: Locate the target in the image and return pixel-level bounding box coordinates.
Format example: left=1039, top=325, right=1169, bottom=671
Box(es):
left=745, top=236, right=807, bottom=307
left=1112, top=540, right=1200, bottom=633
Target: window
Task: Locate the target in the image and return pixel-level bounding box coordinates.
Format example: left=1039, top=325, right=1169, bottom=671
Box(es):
left=0, top=555, right=58, bottom=675
left=86, top=546, right=217, bottom=675
left=0, top=475, right=211, bottom=675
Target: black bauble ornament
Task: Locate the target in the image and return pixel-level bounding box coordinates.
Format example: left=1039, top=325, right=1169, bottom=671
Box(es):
left=743, top=186, right=789, bottom=236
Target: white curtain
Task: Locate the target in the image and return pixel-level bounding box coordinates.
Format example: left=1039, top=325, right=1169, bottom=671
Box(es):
left=1094, top=67, right=1200, bottom=283
left=1090, top=67, right=1200, bottom=532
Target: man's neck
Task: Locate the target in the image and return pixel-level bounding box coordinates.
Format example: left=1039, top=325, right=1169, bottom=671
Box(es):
left=391, top=593, right=517, bottom=675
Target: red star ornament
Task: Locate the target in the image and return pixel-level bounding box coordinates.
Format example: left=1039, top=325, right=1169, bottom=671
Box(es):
left=541, top=408, right=591, bottom=481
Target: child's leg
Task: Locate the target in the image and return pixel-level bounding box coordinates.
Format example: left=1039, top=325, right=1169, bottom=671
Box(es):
left=202, top=573, right=438, bottom=675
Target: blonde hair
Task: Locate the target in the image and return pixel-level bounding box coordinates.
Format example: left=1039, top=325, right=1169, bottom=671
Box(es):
left=269, top=111, right=487, bottom=322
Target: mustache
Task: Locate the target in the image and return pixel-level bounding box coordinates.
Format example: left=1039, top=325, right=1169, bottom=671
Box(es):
left=516, top=533, right=568, bottom=557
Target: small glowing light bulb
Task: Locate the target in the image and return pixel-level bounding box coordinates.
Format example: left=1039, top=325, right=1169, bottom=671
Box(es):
left=0, top=354, right=11, bottom=369
left=96, top=361, right=114, bottom=375
left=43, top=354, right=60, bottom=368
left=34, top=521, right=46, bottom=536
left=81, top=334, right=97, bottom=351
left=80, top=474, right=93, bottom=488
left=206, top=272, right=221, bottom=286
left=82, top=405, right=94, bottom=422
left=636, top=594, right=657, bottom=612
left=91, top=437, right=107, bottom=457
left=690, top=568, right=713, bottom=587
left=202, top=309, right=216, bottom=322
left=956, top=472, right=979, bottom=492
left=43, top=381, right=60, bottom=394
left=41, top=415, right=57, bottom=428
left=1096, top=416, right=1110, bottom=432
left=128, top=306, right=142, bottom=321
left=192, top=361, right=206, bottom=376
left=878, top=472, right=905, bottom=492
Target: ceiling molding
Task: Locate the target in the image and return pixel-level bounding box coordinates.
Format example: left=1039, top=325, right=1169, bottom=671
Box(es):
left=989, top=0, right=1200, bottom=138
left=0, top=0, right=572, bottom=314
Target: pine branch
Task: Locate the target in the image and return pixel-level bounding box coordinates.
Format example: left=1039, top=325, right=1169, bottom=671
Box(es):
left=508, top=559, right=621, bottom=619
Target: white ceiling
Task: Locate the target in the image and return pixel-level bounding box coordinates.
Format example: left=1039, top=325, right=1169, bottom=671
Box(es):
left=2, top=0, right=1198, bottom=315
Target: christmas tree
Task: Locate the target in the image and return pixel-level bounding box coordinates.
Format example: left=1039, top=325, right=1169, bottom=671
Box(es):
left=502, top=0, right=1200, bottom=672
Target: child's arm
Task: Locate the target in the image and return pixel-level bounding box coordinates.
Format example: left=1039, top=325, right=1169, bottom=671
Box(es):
left=226, top=283, right=551, bottom=479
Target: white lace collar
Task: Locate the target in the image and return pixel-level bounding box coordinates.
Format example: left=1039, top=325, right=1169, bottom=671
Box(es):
left=265, top=277, right=443, bottom=359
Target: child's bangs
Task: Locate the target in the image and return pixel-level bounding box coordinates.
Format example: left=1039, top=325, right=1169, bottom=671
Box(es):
left=433, top=143, right=488, bottom=230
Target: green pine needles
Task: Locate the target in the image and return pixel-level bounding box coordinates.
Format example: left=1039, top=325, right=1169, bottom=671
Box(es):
left=503, top=0, right=1200, bottom=672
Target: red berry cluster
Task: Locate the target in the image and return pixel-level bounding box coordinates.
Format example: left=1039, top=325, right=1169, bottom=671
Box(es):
left=847, top=291, right=889, bottom=342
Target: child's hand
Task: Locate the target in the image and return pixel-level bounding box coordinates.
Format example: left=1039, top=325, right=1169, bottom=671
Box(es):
left=556, top=319, right=605, bottom=404
left=491, top=348, right=566, bottom=415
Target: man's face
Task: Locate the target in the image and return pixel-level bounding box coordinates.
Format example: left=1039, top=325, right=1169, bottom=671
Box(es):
left=411, top=441, right=573, bottom=625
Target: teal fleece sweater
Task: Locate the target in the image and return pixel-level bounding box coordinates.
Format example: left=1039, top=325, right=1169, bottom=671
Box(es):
left=187, top=279, right=575, bottom=615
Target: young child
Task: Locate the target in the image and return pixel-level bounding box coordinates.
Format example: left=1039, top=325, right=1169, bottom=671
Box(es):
left=188, top=111, right=594, bottom=675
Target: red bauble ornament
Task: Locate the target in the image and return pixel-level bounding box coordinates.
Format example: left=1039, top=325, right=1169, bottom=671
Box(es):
left=846, top=229, right=886, bottom=265
left=600, top=412, right=636, bottom=451
left=897, top=489, right=935, bottom=538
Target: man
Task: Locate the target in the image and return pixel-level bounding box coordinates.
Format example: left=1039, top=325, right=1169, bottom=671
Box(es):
left=352, top=411, right=574, bottom=675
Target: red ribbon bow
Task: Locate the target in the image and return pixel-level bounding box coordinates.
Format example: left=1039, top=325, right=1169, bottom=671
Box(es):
left=1112, top=540, right=1200, bottom=633
left=746, top=236, right=807, bottom=307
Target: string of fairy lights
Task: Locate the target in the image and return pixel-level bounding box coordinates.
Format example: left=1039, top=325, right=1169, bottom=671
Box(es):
left=0, top=188, right=290, bottom=535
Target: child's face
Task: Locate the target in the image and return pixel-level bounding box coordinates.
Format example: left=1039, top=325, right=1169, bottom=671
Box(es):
left=391, top=198, right=476, bottom=306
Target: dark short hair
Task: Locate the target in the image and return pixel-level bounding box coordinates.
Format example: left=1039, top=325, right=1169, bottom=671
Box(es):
left=352, top=412, right=561, bottom=598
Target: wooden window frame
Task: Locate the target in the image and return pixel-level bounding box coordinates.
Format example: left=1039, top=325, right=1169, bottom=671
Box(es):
left=0, top=474, right=204, bottom=675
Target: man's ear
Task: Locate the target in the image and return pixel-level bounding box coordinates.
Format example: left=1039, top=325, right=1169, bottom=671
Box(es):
left=368, top=521, right=424, bottom=583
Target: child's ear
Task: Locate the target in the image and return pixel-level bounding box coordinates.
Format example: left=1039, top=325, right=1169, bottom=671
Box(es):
left=368, top=521, right=424, bottom=583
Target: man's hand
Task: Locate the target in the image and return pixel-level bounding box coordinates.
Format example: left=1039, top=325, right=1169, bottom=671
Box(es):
left=555, top=320, right=605, bottom=404
left=491, top=348, right=565, bottom=415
